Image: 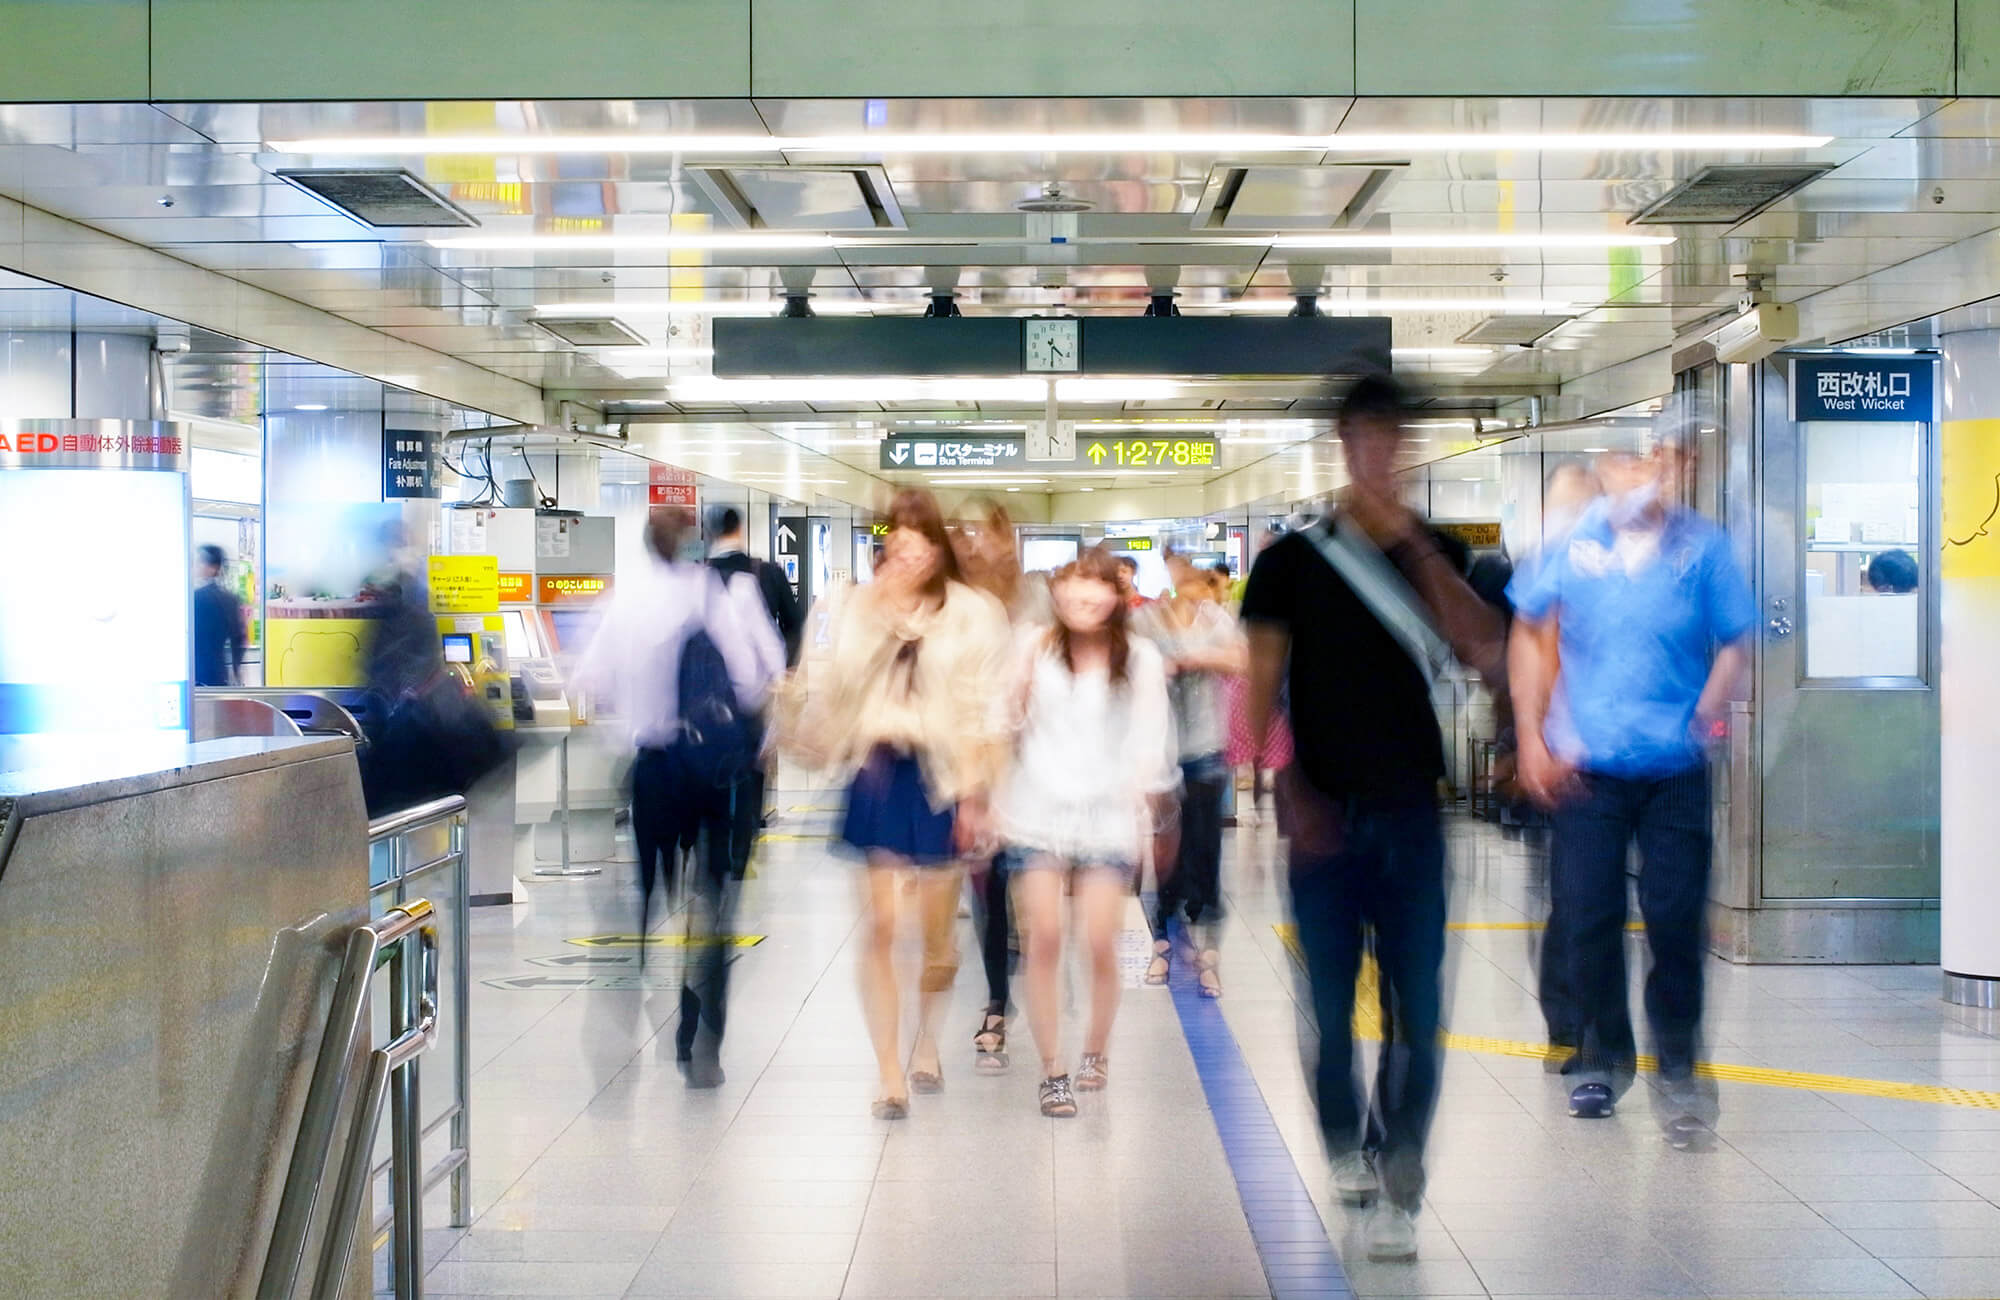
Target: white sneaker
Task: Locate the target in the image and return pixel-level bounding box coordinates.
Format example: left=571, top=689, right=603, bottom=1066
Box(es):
left=1330, top=1151, right=1378, bottom=1205
left=1364, top=1202, right=1418, bottom=1262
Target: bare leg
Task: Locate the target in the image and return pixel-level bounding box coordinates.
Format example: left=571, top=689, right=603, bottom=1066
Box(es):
left=1012, top=861, right=1067, bottom=1077
left=910, top=864, right=964, bottom=1079
left=1074, top=868, right=1127, bottom=1059
left=860, top=858, right=907, bottom=1105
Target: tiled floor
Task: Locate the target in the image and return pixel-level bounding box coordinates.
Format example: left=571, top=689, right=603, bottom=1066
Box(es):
left=389, top=789, right=2000, bottom=1299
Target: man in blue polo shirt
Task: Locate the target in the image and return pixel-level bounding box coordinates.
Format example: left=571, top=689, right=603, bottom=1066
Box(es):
left=1508, top=424, right=1754, bottom=1145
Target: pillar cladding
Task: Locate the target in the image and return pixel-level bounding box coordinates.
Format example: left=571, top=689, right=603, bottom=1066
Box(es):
left=1939, top=330, right=2000, bottom=1006
left=0, top=331, right=156, bottom=418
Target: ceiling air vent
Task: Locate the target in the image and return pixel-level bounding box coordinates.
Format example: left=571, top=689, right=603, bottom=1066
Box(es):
left=276, top=168, right=479, bottom=228
left=1631, top=164, right=1833, bottom=225
left=1194, top=165, right=1403, bottom=231
left=533, top=317, right=648, bottom=347
left=1458, top=314, right=1575, bottom=346
left=690, top=165, right=907, bottom=230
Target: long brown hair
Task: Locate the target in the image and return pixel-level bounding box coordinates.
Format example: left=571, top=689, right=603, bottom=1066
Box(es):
left=1050, top=546, right=1131, bottom=684
left=954, top=495, right=1022, bottom=609
left=882, top=488, right=962, bottom=604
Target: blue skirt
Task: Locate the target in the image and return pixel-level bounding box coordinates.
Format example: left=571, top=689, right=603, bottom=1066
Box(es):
left=840, top=747, right=956, bottom=865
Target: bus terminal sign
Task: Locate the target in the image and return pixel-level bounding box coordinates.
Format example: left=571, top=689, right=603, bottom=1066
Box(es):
left=1792, top=356, right=1933, bottom=422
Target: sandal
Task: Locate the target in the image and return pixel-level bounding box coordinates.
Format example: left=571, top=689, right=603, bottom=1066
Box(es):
left=1076, top=1052, right=1109, bottom=1092
left=1196, top=950, right=1222, bottom=999
left=974, top=1011, right=1009, bottom=1073
left=1144, top=940, right=1171, bottom=986
left=1039, top=1073, right=1078, bottom=1118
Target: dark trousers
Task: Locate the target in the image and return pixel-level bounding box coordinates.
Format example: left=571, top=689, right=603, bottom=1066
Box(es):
left=1550, top=765, right=1711, bottom=1092
left=972, top=852, right=1013, bottom=1010
left=1154, top=756, right=1227, bottom=939
left=631, top=745, right=738, bottom=1060
left=1289, top=798, right=1447, bottom=1212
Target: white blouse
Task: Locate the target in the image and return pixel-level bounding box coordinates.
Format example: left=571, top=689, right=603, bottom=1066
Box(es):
left=993, top=631, right=1179, bottom=865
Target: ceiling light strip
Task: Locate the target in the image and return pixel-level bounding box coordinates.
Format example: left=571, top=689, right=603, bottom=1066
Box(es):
left=272, top=131, right=1831, bottom=156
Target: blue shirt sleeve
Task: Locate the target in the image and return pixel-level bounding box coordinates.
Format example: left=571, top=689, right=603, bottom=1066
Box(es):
left=1700, top=533, right=1757, bottom=643
left=1506, top=545, right=1565, bottom=622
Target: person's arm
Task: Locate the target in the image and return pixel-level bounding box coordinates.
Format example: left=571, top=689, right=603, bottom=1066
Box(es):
left=1393, top=531, right=1506, bottom=681
left=1508, top=613, right=1576, bottom=807
left=1695, top=532, right=1758, bottom=743
left=228, top=592, right=248, bottom=685
left=717, top=571, right=784, bottom=708
left=761, top=562, right=804, bottom=666
left=1238, top=543, right=1293, bottom=755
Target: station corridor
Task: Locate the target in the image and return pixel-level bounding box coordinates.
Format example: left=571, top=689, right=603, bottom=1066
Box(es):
left=417, top=792, right=2000, bottom=1300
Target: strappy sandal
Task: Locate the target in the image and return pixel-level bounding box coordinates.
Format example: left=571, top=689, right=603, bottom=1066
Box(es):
left=974, top=1011, right=1009, bottom=1073
left=1075, top=1052, right=1109, bottom=1092
left=1144, top=940, right=1171, bottom=985
left=1196, top=949, right=1222, bottom=999
left=1039, top=1073, right=1078, bottom=1117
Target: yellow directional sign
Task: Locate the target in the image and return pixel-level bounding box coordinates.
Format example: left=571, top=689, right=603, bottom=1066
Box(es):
left=1087, top=443, right=1107, bottom=465
left=565, top=934, right=766, bottom=949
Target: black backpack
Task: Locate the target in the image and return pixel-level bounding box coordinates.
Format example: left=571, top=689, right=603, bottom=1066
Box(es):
left=676, top=575, right=756, bottom=787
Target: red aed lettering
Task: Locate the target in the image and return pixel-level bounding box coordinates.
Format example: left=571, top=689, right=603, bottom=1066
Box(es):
left=0, top=434, right=10, bottom=452
left=36, top=433, right=58, bottom=453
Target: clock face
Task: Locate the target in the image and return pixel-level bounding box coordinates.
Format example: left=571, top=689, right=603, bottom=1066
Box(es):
left=1024, top=317, right=1081, bottom=373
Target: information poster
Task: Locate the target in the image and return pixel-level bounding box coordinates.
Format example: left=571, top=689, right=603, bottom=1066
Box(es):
left=428, top=554, right=500, bottom=614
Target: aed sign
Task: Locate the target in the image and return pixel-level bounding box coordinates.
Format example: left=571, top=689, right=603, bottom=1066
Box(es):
left=539, top=574, right=612, bottom=605
left=428, top=554, right=500, bottom=614
left=0, top=425, right=190, bottom=470
left=1792, top=357, right=1933, bottom=422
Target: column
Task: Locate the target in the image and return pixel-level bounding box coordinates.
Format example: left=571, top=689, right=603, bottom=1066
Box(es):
left=1939, top=329, right=2000, bottom=1006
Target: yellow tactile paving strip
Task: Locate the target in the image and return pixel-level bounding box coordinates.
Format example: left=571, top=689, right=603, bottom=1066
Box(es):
left=1272, top=925, right=2000, bottom=1111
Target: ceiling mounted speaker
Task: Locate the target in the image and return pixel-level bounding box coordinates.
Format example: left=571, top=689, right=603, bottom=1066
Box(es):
left=1631, top=164, right=1834, bottom=225
left=275, top=168, right=478, bottom=228
left=1016, top=184, right=1094, bottom=214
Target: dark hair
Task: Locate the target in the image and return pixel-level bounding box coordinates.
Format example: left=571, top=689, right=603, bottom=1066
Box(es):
left=197, top=544, right=226, bottom=570
left=1339, top=371, right=1408, bottom=436
left=1051, top=547, right=1132, bottom=684
left=1114, top=554, right=1139, bottom=573
left=1867, top=548, right=1919, bottom=594
left=883, top=488, right=962, bottom=603
left=645, top=506, right=697, bottom=563
left=711, top=506, right=743, bottom=537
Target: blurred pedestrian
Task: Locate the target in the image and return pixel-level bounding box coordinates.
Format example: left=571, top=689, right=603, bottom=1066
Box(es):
left=191, top=544, right=246, bottom=687
left=1113, top=554, right=1148, bottom=610
left=1242, top=373, right=1503, bottom=1262
left=1138, top=555, right=1246, bottom=995
left=780, top=489, right=1009, bottom=1117
left=575, top=506, right=784, bottom=1087
left=951, top=498, right=1050, bottom=1073
left=994, top=548, right=1177, bottom=1115
left=708, top=505, right=802, bottom=870
left=1509, top=424, right=1752, bottom=1144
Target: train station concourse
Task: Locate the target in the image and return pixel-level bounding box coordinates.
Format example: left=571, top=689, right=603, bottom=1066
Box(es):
left=5, top=6, right=2000, bottom=1298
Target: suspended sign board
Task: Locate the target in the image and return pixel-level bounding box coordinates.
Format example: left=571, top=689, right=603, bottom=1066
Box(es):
left=878, top=434, right=1220, bottom=471
left=1792, top=357, right=1934, bottom=422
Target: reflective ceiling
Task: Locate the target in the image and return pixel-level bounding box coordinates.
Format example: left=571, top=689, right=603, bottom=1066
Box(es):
left=1, top=94, right=1996, bottom=511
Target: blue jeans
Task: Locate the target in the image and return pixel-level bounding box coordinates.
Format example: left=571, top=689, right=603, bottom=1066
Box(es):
left=1288, top=796, right=1447, bottom=1212
left=1550, top=765, right=1711, bottom=1093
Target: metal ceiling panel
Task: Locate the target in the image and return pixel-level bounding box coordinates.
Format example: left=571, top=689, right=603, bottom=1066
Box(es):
left=1336, top=96, right=1942, bottom=139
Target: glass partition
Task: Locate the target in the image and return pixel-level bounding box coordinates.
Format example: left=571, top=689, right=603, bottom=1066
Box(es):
left=1800, top=419, right=1925, bottom=681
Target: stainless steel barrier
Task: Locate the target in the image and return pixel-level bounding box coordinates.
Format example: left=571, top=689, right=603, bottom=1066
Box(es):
left=258, top=795, right=471, bottom=1300
left=368, top=796, right=474, bottom=1248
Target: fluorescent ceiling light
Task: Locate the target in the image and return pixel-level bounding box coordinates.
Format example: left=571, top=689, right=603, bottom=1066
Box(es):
left=1392, top=347, right=1494, bottom=358
left=1208, top=297, right=1576, bottom=314
left=273, top=131, right=1829, bottom=156
left=672, top=377, right=1045, bottom=404
left=532, top=299, right=906, bottom=317
left=1080, top=487, right=1095, bottom=492
left=293, top=403, right=328, bottom=411
left=1273, top=232, right=1672, bottom=250
left=432, top=232, right=834, bottom=251
left=1054, top=379, right=1183, bottom=401
left=1581, top=446, right=1611, bottom=453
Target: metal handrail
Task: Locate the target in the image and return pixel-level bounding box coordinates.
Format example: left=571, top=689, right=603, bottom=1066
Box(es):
left=258, top=899, right=439, bottom=1300
left=367, top=794, right=471, bottom=843
left=314, top=903, right=440, bottom=1300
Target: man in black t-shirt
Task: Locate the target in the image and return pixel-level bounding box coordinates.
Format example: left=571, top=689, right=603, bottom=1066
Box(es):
left=1242, top=374, right=1502, bottom=1264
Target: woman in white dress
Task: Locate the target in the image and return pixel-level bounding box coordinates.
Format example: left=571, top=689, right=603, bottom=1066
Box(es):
left=995, top=548, right=1178, bottom=1116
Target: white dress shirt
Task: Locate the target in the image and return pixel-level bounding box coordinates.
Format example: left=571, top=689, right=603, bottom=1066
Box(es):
left=575, top=558, right=785, bottom=750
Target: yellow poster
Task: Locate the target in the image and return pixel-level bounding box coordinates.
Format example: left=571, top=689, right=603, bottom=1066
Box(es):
left=428, top=555, right=500, bottom=614
left=1943, top=419, right=2000, bottom=580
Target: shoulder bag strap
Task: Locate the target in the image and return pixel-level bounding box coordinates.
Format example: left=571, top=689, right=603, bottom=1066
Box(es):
left=1302, top=517, right=1454, bottom=684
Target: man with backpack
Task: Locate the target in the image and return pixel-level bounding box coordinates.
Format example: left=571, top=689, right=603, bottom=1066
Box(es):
left=576, top=506, right=784, bottom=1087
left=1242, top=373, right=1504, bottom=1263
left=708, top=507, right=803, bottom=872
